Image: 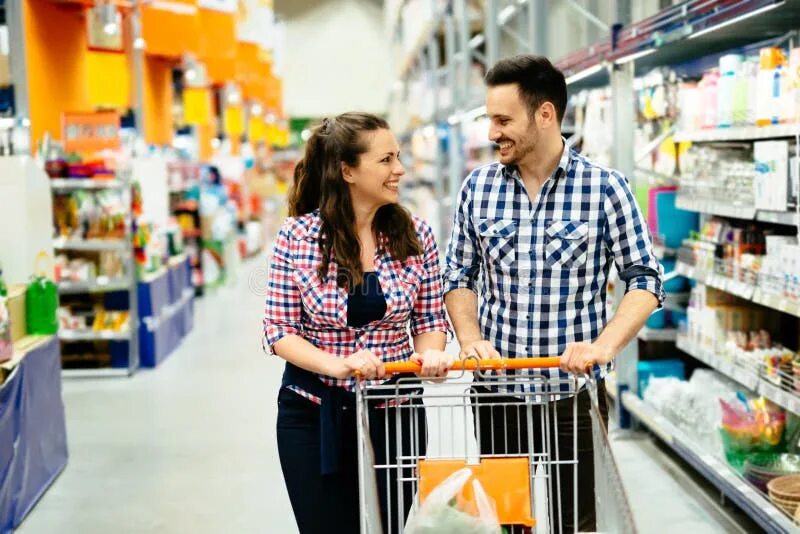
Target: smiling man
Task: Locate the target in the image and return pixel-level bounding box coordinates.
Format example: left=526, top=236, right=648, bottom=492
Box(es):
left=443, top=55, right=664, bottom=531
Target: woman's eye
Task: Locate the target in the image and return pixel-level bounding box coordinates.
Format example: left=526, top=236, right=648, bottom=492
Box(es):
left=382, top=157, right=391, bottom=163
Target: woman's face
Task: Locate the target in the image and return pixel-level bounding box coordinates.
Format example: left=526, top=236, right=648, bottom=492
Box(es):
left=342, top=128, right=405, bottom=211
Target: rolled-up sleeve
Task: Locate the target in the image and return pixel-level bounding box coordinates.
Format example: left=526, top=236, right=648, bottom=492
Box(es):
left=604, top=172, right=665, bottom=306
left=263, top=219, right=303, bottom=354
left=443, top=174, right=481, bottom=295
left=411, top=220, right=452, bottom=338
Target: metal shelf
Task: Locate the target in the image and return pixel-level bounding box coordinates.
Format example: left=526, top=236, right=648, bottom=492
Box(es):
left=49, top=178, right=127, bottom=190
left=59, top=329, right=132, bottom=342
left=674, top=123, right=800, bottom=143
left=622, top=391, right=796, bottom=534
left=676, top=336, right=761, bottom=391
left=557, top=0, right=800, bottom=90
left=58, top=277, right=132, bottom=295
left=675, top=196, right=799, bottom=227
left=676, top=261, right=800, bottom=319
left=637, top=327, right=678, bottom=342
left=676, top=336, right=800, bottom=415
left=53, top=237, right=128, bottom=252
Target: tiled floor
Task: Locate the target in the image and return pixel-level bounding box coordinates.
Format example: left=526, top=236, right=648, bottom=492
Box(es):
left=17, top=259, right=741, bottom=533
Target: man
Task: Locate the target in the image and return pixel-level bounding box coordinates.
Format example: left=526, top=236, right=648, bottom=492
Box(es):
left=444, top=55, right=664, bottom=531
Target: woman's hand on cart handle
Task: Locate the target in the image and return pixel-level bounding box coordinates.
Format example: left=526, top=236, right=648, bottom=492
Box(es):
left=458, top=339, right=501, bottom=360
left=559, top=342, right=614, bottom=374
left=410, top=350, right=456, bottom=379
left=340, top=350, right=385, bottom=380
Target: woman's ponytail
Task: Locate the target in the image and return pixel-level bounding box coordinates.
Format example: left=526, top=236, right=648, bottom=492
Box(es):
left=288, top=127, right=325, bottom=217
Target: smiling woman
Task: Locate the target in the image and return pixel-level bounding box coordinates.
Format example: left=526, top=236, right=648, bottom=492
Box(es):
left=264, top=112, right=453, bottom=533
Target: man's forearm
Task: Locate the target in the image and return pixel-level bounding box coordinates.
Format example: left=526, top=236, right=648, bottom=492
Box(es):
left=595, top=288, right=659, bottom=356
left=444, top=288, right=482, bottom=344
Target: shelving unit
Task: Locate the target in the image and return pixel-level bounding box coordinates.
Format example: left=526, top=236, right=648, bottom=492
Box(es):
left=50, top=175, right=140, bottom=377
left=676, top=336, right=800, bottom=415
left=674, top=196, right=799, bottom=227
left=622, top=391, right=796, bottom=533
left=676, top=261, right=800, bottom=319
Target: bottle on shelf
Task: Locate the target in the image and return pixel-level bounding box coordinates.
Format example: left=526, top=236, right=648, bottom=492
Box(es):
left=755, top=47, right=786, bottom=127
left=718, top=54, right=743, bottom=128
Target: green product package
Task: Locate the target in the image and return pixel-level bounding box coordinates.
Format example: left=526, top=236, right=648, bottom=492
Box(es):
left=26, top=276, right=59, bottom=335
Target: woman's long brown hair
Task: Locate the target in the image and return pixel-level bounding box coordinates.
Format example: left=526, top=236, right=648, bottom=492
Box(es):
left=288, top=112, right=422, bottom=288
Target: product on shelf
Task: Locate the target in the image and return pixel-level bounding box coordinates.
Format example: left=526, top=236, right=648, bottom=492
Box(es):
left=53, top=189, right=127, bottom=240
left=720, top=396, right=786, bottom=473
left=0, top=264, right=11, bottom=361
left=676, top=44, right=800, bottom=131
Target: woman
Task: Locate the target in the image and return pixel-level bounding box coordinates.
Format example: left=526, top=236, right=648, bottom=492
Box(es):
left=263, top=112, right=452, bottom=533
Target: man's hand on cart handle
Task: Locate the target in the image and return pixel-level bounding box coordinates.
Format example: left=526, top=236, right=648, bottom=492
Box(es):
left=559, top=342, right=614, bottom=374
left=459, top=339, right=501, bottom=360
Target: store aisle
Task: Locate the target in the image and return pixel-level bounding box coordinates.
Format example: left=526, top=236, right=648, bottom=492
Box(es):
left=18, top=259, right=296, bottom=534
left=16, top=257, right=745, bottom=534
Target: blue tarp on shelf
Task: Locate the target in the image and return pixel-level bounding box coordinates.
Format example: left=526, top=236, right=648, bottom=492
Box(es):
left=0, top=337, right=68, bottom=534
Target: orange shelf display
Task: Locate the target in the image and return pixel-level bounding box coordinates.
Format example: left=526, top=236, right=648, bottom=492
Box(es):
left=141, top=0, right=200, bottom=58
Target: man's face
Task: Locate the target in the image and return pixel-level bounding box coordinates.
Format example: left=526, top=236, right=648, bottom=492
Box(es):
left=486, top=83, right=539, bottom=166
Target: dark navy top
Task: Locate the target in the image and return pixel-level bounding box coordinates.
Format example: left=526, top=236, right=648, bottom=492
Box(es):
left=347, top=272, right=387, bottom=327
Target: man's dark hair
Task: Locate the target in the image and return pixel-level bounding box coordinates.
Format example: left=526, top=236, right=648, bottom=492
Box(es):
left=485, top=55, right=567, bottom=123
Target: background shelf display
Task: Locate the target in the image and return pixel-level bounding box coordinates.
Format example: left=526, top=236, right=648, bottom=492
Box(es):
left=48, top=178, right=127, bottom=191
left=57, top=278, right=132, bottom=295
left=675, top=196, right=799, bottom=227
left=49, top=176, right=139, bottom=376
left=676, top=261, right=800, bottom=319
left=673, top=124, right=800, bottom=144
left=52, top=238, right=128, bottom=252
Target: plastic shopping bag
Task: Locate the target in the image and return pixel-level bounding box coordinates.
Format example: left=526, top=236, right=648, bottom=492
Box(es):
left=405, top=468, right=501, bottom=534
left=26, top=276, right=58, bottom=335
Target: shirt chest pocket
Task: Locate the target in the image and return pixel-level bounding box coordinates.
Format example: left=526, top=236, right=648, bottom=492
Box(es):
left=478, top=219, right=516, bottom=272
left=545, top=220, right=589, bottom=269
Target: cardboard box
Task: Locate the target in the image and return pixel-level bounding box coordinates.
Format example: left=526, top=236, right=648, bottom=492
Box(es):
left=7, top=284, right=27, bottom=343
left=0, top=54, right=9, bottom=87
left=754, top=140, right=789, bottom=211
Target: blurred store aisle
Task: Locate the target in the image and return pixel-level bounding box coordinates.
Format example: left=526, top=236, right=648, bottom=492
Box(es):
left=18, top=258, right=296, bottom=534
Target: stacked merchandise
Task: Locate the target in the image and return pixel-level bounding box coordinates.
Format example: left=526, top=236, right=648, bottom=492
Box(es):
left=643, top=370, right=800, bottom=520
left=168, top=161, right=204, bottom=294
left=44, top=144, right=138, bottom=370
left=677, top=47, right=800, bottom=133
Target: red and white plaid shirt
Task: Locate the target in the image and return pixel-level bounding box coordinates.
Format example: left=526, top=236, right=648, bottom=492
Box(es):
left=263, top=210, right=451, bottom=403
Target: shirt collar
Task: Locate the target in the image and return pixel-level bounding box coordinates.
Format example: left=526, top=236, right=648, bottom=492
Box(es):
left=501, top=137, right=571, bottom=182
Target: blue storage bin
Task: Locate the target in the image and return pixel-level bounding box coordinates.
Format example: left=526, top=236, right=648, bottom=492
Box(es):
left=638, top=359, right=686, bottom=397
left=650, top=190, right=700, bottom=249
left=660, top=258, right=689, bottom=293
left=670, top=310, right=688, bottom=329
left=645, top=308, right=667, bottom=329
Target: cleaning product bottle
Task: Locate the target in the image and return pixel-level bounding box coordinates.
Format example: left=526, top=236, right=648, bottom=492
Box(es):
left=700, top=70, right=720, bottom=129
left=756, top=47, right=786, bottom=127
left=718, top=54, right=742, bottom=128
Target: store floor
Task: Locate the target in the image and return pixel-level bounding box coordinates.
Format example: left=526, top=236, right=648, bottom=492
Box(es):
left=18, top=258, right=742, bottom=533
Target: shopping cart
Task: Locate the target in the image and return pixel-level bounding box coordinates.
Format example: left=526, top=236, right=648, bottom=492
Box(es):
left=356, top=357, right=637, bottom=534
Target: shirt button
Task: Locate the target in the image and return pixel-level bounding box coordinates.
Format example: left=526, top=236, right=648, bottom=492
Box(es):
left=542, top=287, right=550, bottom=296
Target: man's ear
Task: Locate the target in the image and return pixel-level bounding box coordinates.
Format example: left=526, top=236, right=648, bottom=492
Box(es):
left=538, top=101, right=557, bottom=129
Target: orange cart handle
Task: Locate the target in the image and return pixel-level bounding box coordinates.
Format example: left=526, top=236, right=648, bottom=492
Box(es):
left=382, top=357, right=561, bottom=375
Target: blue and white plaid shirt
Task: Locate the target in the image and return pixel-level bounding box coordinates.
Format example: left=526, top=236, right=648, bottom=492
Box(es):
left=444, top=141, right=664, bottom=395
